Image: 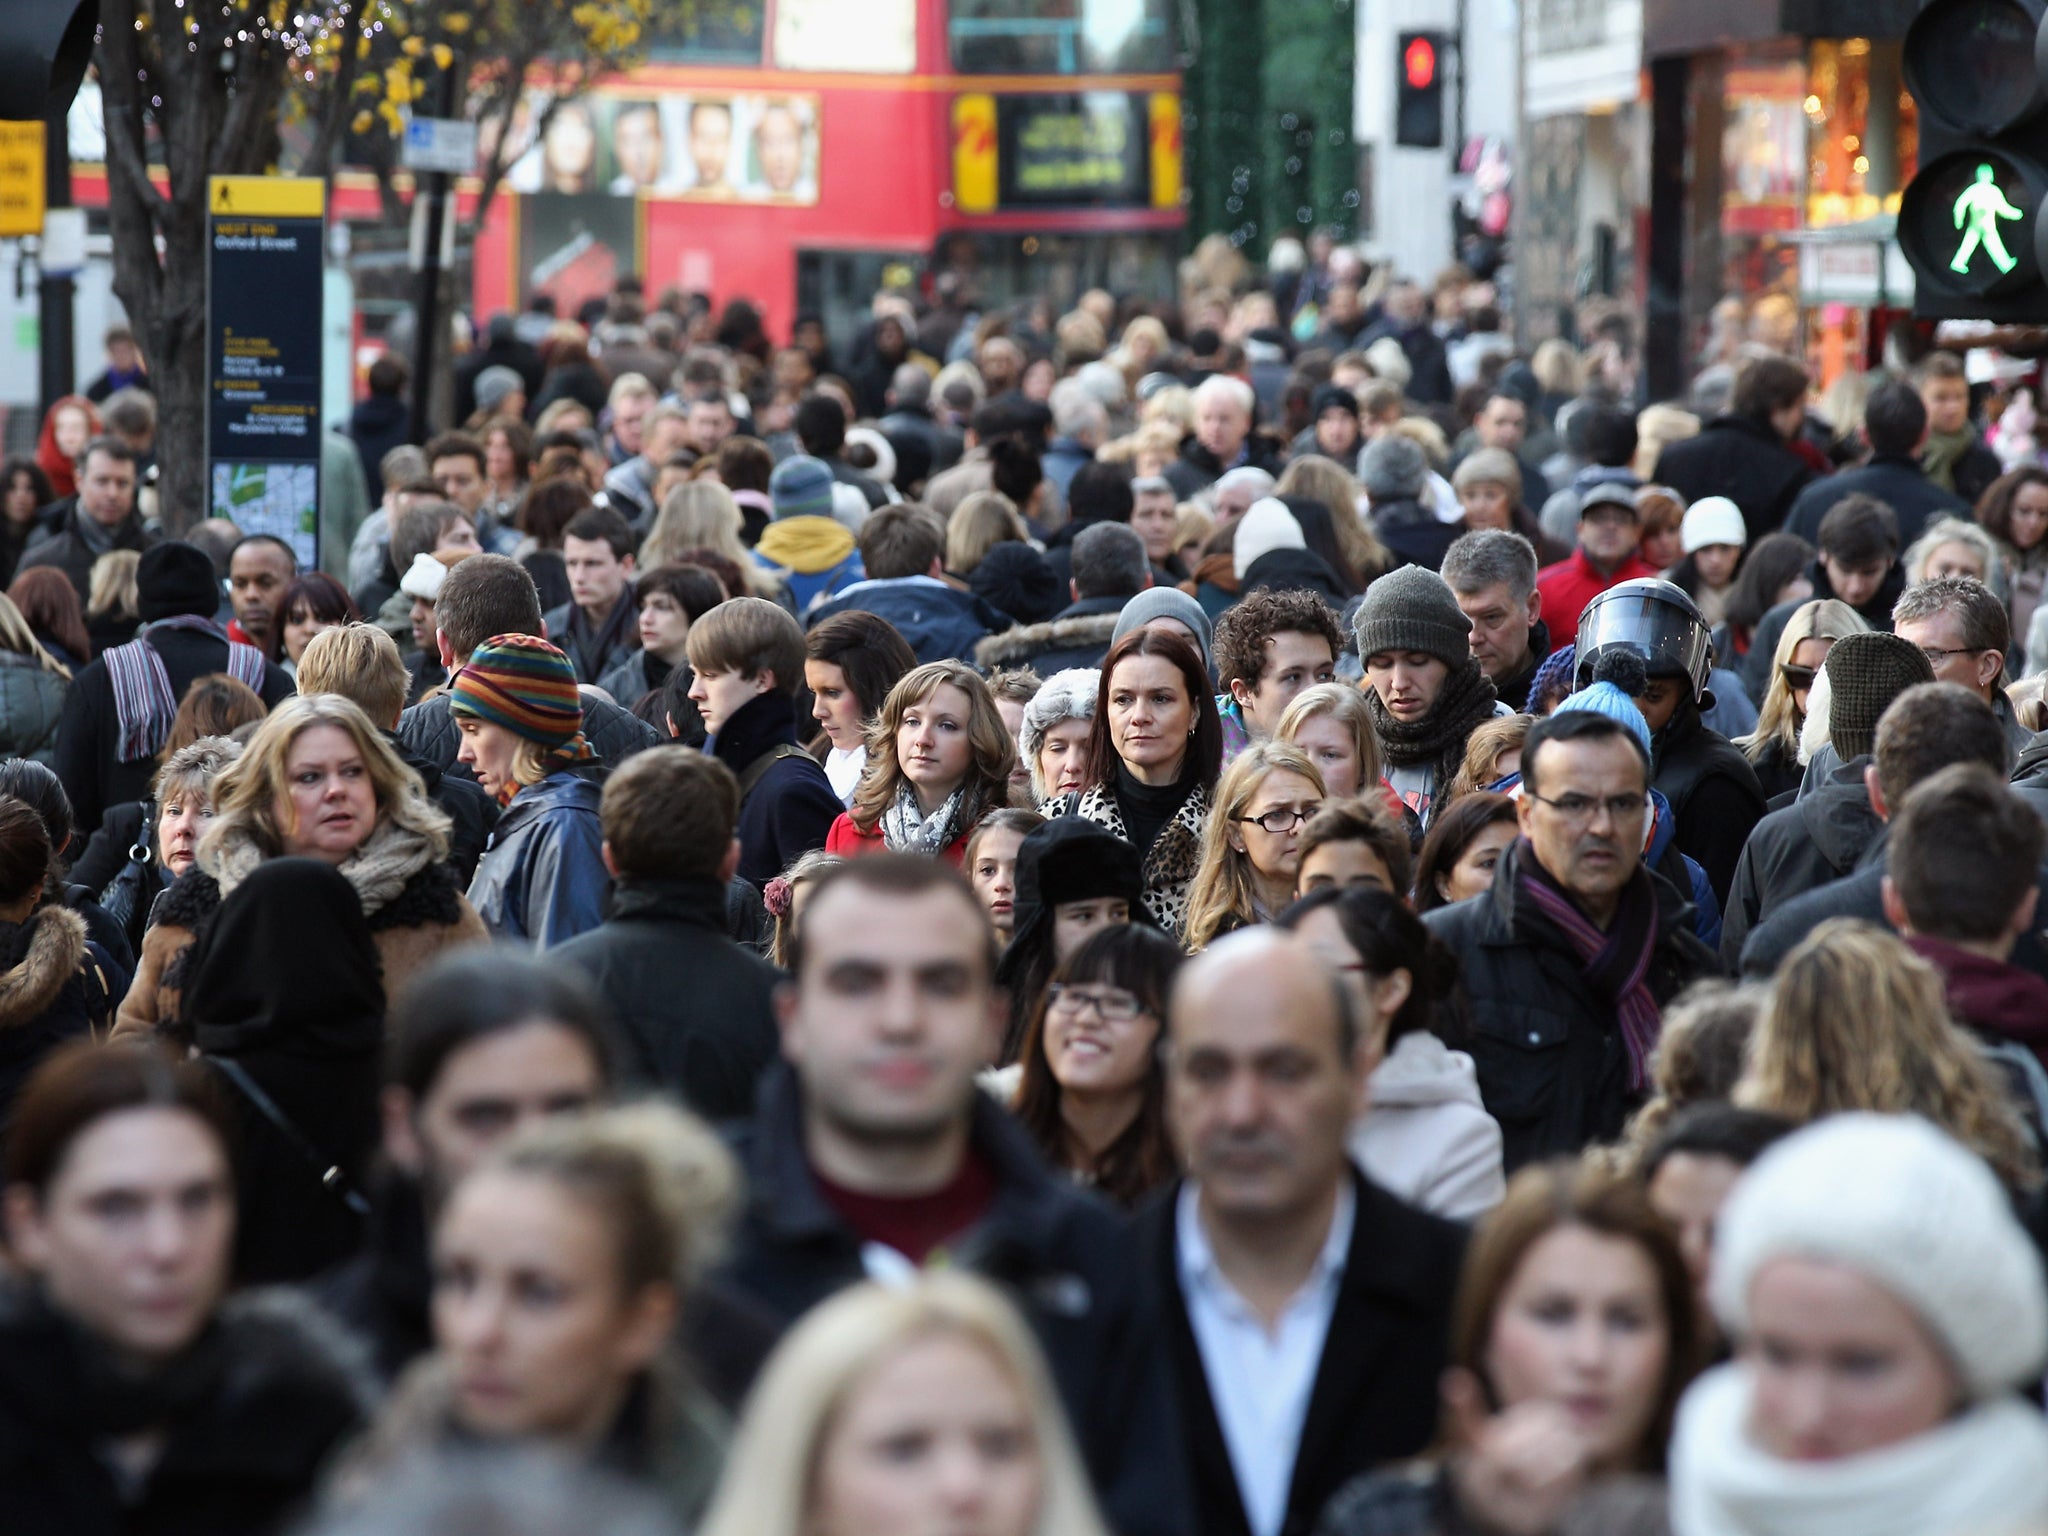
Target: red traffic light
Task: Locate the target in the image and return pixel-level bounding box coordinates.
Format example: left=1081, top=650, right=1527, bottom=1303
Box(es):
left=1404, top=35, right=1438, bottom=90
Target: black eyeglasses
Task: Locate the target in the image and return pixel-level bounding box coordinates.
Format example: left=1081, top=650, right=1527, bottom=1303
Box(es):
left=1046, top=984, right=1143, bottom=1021
left=1237, top=806, right=1316, bottom=834
left=1525, top=791, right=1650, bottom=825
left=1778, top=663, right=1816, bottom=690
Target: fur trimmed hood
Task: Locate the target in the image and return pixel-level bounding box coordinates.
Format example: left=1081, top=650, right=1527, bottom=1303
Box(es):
left=0, top=907, right=86, bottom=1032
left=975, top=609, right=1124, bottom=669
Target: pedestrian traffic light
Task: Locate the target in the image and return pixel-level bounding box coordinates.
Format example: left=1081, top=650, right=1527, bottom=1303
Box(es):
left=0, top=0, right=95, bottom=123
left=1395, top=31, right=1446, bottom=150
left=1898, top=0, right=2048, bottom=319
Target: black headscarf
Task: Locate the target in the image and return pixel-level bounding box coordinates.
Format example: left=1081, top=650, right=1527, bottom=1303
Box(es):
left=184, top=858, right=386, bottom=1058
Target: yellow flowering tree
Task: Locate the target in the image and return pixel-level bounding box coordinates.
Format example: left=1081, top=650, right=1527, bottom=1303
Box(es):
left=96, top=0, right=655, bottom=533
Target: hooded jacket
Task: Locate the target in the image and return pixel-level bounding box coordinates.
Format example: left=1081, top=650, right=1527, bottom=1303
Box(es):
left=752, top=516, right=863, bottom=616
left=552, top=875, right=782, bottom=1119
left=810, top=575, right=1010, bottom=665
left=1423, top=838, right=1718, bottom=1172
left=975, top=595, right=1126, bottom=674
left=1720, top=755, right=1883, bottom=967
left=1242, top=547, right=1351, bottom=605
left=719, top=1064, right=1193, bottom=1536
left=466, top=771, right=610, bottom=946
left=1347, top=1032, right=1506, bottom=1219
left=0, top=907, right=117, bottom=1131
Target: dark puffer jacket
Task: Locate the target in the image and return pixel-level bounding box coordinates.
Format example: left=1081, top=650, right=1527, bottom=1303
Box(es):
left=0, top=906, right=118, bottom=1132
left=1423, top=839, right=1718, bottom=1172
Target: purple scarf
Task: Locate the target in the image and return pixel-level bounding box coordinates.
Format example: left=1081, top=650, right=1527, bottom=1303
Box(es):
left=1513, top=840, right=1663, bottom=1090
left=104, top=616, right=268, bottom=763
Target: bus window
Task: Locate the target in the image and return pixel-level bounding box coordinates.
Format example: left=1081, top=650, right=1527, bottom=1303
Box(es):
left=646, top=2, right=765, bottom=63
left=950, top=0, right=1175, bottom=75
left=775, top=0, right=916, bottom=72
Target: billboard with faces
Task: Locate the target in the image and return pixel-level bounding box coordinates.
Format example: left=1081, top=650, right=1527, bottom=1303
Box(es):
left=506, top=91, right=820, bottom=204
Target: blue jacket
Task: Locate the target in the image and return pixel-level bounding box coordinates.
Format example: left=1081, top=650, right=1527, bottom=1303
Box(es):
left=1648, top=787, right=1721, bottom=953
left=809, top=575, right=1011, bottom=664
left=466, top=771, right=609, bottom=947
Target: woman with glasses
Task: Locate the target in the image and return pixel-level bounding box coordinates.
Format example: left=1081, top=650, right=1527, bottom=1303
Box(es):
left=1183, top=741, right=1326, bottom=952
left=1012, top=924, right=1183, bottom=1207
left=1735, top=598, right=1867, bottom=800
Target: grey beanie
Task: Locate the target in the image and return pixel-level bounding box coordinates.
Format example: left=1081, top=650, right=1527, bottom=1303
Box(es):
left=1351, top=565, right=1473, bottom=668
left=1112, top=587, right=1214, bottom=665
left=1361, top=434, right=1429, bottom=501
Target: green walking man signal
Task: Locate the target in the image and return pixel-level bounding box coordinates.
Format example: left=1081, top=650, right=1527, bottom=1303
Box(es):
left=1952, top=162, right=2023, bottom=276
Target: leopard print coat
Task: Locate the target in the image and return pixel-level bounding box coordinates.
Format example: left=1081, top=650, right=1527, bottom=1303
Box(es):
left=1045, top=779, right=1211, bottom=945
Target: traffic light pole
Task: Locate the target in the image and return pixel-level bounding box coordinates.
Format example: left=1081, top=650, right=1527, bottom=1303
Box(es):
left=407, top=64, right=460, bottom=446
left=38, top=96, right=71, bottom=413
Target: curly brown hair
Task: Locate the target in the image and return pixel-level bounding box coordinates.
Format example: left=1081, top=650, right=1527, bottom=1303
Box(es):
left=1212, top=587, right=1345, bottom=692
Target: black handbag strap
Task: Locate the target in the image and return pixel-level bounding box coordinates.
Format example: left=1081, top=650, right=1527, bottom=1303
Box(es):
left=211, top=1056, right=370, bottom=1217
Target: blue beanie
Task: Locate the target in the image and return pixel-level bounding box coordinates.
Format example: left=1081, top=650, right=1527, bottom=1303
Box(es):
left=1552, top=649, right=1652, bottom=757
left=770, top=455, right=835, bottom=520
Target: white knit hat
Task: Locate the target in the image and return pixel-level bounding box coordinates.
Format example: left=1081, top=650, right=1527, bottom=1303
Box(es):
left=1681, top=495, right=1748, bottom=554
left=1710, top=1113, right=2048, bottom=1398
left=1232, top=497, right=1306, bottom=580
left=399, top=552, right=449, bottom=603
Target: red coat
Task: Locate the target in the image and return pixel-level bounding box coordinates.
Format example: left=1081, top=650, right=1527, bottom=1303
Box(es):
left=1535, top=548, right=1661, bottom=645
left=825, top=811, right=971, bottom=865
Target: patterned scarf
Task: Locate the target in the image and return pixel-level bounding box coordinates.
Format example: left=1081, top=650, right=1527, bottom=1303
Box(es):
left=105, top=616, right=268, bottom=764
left=880, top=781, right=972, bottom=855
left=1512, top=839, right=1662, bottom=1090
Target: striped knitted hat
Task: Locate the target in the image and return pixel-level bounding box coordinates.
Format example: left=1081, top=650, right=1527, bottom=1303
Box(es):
left=447, top=634, right=591, bottom=755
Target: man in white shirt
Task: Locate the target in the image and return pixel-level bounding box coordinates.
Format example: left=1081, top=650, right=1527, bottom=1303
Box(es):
left=1141, top=928, right=1468, bottom=1536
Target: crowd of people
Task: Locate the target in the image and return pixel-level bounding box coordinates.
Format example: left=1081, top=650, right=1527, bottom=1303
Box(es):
left=0, top=254, right=2047, bottom=1536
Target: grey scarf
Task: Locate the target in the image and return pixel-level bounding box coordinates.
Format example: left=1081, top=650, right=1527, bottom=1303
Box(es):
left=879, top=781, right=971, bottom=856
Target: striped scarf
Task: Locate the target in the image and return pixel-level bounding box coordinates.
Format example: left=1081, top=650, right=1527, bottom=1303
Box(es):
left=104, top=617, right=268, bottom=764
left=1513, top=841, right=1662, bottom=1090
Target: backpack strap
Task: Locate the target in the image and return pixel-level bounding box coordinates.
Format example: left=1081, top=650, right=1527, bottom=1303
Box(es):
left=739, top=743, right=815, bottom=800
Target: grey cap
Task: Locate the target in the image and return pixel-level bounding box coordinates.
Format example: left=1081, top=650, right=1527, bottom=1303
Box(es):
left=1112, top=586, right=1214, bottom=666
left=475, top=365, right=524, bottom=414
left=1361, top=434, right=1428, bottom=501
left=1578, top=479, right=1641, bottom=517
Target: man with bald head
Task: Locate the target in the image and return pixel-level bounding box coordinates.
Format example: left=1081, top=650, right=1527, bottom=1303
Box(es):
left=1137, top=928, right=1467, bottom=1536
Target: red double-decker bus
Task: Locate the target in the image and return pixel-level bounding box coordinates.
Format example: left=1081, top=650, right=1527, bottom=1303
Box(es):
left=468, top=0, right=1187, bottom=339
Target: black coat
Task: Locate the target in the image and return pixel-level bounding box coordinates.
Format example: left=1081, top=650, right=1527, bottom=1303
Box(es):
left=0, top=1283, right=370, bottom=1536
left=710, top=691, right=841, bottom=889
left=1719, top=757, right=1883, bottom=969
left=552, top=875, right=781, bottom=1120
left=1370, top=498, right=1462, bottom=573
left=393, top=735, right=496, bottom=885
left=17, top=503, right=159, bottom=606
left=718, top=1066, right=1193, bottom=1536
left=1739, top=848, right=2048, bottom=983
left=1781, top=454, right=1972, bottom=550
left=1164, top=433, right=1287, bottom=498
left=1135, top=1170, right=1467, bottom=1536
left=1423, top=840, right=1718, bottom=1171
left=1654, top=414, right=1816, bottom=542
left=398, top=685, right=659, bottom=786
left=53, top=628, right=296, bottom=838
left=1652, top=706, right=1768, bottom=908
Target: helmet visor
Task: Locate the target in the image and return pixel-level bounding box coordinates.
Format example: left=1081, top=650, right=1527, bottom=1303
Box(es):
left=1575, top=589, right=1713, bottom=697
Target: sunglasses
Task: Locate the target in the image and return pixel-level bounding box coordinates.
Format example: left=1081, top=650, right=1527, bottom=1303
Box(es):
left=1779, top=663, right=1817, bottom=690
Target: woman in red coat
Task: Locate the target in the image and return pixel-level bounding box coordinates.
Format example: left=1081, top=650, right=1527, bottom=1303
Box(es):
left=826, top=659, right=1016, bottom=865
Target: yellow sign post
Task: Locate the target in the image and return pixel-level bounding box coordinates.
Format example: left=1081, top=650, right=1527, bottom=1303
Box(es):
left=0, top=122, right=47, bottom=240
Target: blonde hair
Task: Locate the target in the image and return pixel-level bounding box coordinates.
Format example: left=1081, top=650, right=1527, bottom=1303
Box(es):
left=1447, top=712, right=1534, bottom=801
left=296, top=622, right=409, bottom=729
left=0, top=591, right=67, bottom=679
left=697, top=1274, right=1111, bottom=1536
left=1530, top=338, right=1584, bottom=398
left=202, top=693, right=450, bottom=866
left=1736, top=919, right=2039, bottom=1190
left=1632, top=403, right=1700, bottom=482
left=946, top=491, right=1030, bottom=576
left=850, top=662, right=1016, bottom=835
left=643, top=481, right=779, bottom=597
left=1140, top=384, right=1195, bottom=436
left=1902, top=515, right=1999, bottom=588
left=489, top=1100, right=737, bottom=1293
left=85, top=548, right=140, bottom=626
left=1183, top=741, right=1326, bottom=951
left=1275, top=456, right=1390, bottom=583
left=1275, top=682, right=1382, bottom=795
left=1738, top=598, right=1869, bottom=764
left=1386, top=415, right=1450, bottom=471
